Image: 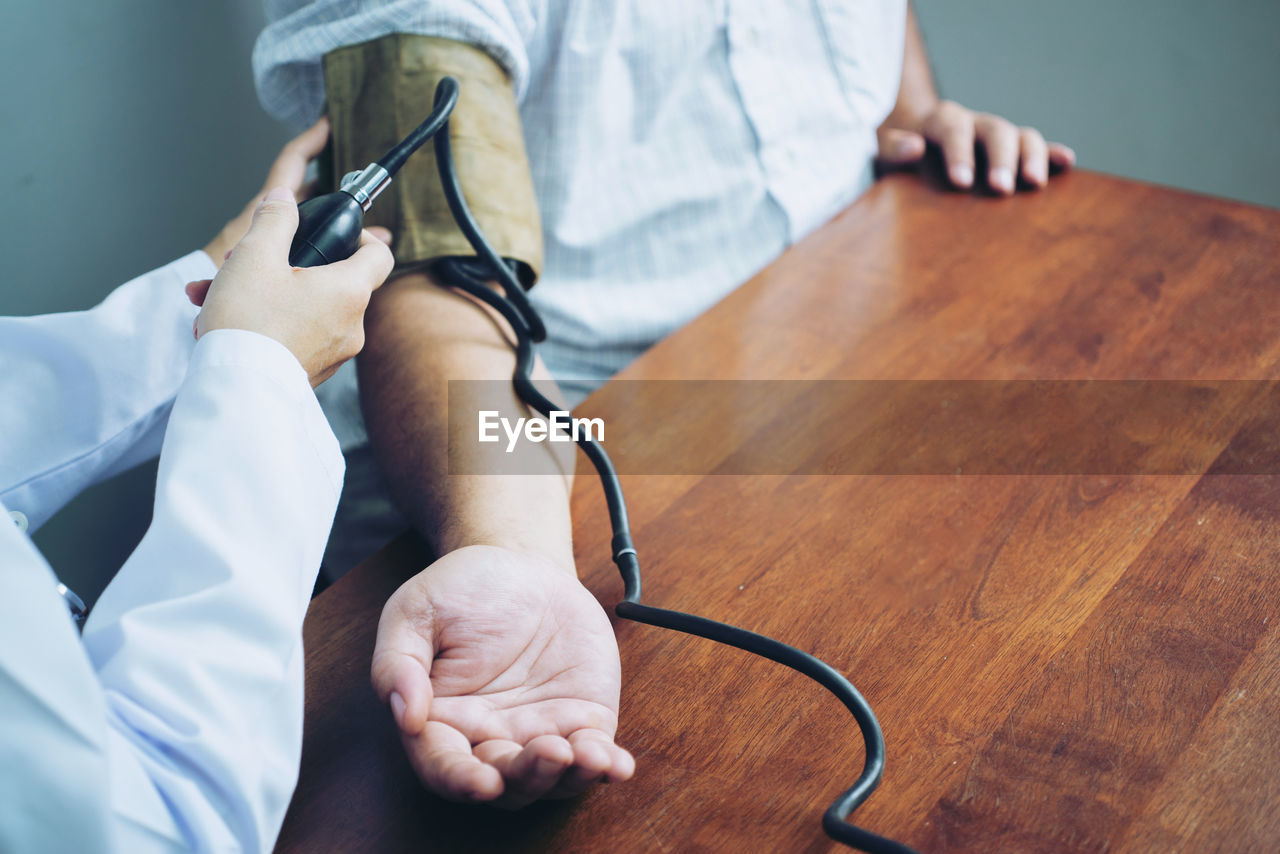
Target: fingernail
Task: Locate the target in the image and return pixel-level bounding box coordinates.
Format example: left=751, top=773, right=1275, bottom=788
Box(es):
left=990, top=167, right=1015, bottom=194
left=1025, top=161, right=1048, bottom=186
left=950, top=165, right=974, bottom=187
left=893, top=136, right=918, bottom=158
left=390, top=691, right=406, bottom=728
left=264, top=186, right=294, bottom=204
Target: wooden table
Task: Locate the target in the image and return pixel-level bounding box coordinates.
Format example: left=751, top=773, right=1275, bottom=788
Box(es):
left=276, top=172, right=1280, bottom=853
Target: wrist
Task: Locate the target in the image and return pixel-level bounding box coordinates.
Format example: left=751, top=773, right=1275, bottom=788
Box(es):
left=439, top=541, right=579, bottom=579
left=890, top=6, right=940, bottom=133
left=425, top=469, right=576, bottom=574
left=885, top=93, right=940, bottom=134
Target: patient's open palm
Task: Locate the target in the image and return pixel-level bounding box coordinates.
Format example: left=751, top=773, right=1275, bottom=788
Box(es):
left=372, top=545, right=634, bottom=807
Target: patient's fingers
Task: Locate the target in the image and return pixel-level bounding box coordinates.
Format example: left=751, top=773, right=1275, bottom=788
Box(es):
left=263, top=117, right=330, bottom=197
left=403, top=722, right=503, bottom=802
left=474, top=735, right=575, bottom=808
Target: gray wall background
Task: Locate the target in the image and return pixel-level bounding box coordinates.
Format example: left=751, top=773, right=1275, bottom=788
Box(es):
left=2, top=0, right=1277, bottom=601
left=914, top=0, right=1280, bottom=208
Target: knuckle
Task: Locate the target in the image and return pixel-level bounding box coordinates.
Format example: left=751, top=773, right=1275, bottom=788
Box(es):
left=938, top=121, right=972, bottom=147
left=979, top=115, right=1017, bottom=138
left=936, top=114, right=974, bottom=141
left=254, top=200, right=289, bottom=219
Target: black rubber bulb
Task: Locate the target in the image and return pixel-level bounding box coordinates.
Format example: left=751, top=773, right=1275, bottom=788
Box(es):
left=288, top=190, right=366, bottom=268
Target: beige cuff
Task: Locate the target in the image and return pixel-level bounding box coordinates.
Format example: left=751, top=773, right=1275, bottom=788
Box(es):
left=323, top=34, right=542, bottom=286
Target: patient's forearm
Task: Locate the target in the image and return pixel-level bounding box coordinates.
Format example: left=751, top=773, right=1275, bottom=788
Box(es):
left=357, top=271, right=576, bottom=573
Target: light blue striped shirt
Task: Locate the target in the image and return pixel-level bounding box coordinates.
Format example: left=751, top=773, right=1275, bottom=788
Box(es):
left=256, top=0, right=906, bottom=405
left=255, top=1, right=907, bottom=569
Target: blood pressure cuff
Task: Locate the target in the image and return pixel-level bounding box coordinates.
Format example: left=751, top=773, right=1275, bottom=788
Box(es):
left=323, top=34, right=542, bottom=288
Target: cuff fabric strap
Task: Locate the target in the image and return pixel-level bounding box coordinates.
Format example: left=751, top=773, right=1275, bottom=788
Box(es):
left=323, top=34, right=542, bottom=286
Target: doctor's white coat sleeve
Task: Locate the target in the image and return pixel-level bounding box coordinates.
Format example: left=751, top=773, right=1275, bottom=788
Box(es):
left=0, top=250, right=215, bottom=531
left=0, top=329, right=344, bottom=852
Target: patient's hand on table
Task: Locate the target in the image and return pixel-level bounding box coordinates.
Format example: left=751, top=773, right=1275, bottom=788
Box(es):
left=876, top=100, right=1076, bottom=194
left=371, top=545, right=634, bottom=808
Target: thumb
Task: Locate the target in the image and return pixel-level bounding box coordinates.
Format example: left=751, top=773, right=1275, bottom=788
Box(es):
left=371, top=600, right=436, bottom=735
left=241, top=185, right=299, bottom=252
left=876, top=127, right=927, bottom=165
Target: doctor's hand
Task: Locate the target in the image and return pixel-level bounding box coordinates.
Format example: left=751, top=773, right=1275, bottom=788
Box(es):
left=372, top=545, right=635, bottom=808
left=877, top=100, right=1075, bottom=195
left=203, top=118, right=331, bottom=268
left=187, top=186, right=394, bottom=387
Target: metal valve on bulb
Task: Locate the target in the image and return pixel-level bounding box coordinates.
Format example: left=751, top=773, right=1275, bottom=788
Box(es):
left=286, top=75, right=459, bottom=268
left=287, top=164, right=391, bottom=268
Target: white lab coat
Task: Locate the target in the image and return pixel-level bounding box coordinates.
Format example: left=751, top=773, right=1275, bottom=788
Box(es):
left=0, top=252, right=344, bottom=852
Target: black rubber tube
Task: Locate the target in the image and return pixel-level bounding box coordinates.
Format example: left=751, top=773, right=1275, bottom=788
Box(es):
left=376, top=76, right=459, bottom=177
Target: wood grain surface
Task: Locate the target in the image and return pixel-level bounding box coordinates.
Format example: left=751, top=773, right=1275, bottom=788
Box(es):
left=276, top=171, right=1280, bottom=853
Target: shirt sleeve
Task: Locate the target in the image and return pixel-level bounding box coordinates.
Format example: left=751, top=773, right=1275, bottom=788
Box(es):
left=0, top=329, right=343, bottom=853
left=254, top=0, right=538, bottom=127
left=0, top=250, right=216, bottom=532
